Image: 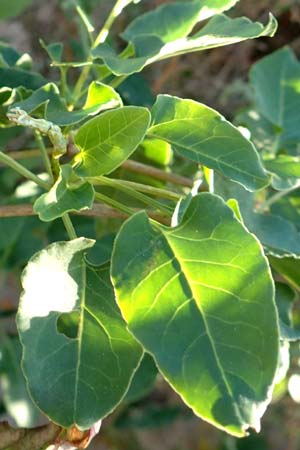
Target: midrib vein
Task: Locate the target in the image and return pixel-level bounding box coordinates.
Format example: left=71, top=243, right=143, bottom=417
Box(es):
left=73, top=261, right=86, bottom=423
left=157, top=226, right=245, bottom=427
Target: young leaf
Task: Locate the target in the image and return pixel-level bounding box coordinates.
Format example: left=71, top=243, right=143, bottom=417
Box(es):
left=250, top=47, right=300, bottom=151
left=33, top=165, right=95, bottom=222
left=111, top=193, right=279, bottom=437
left=17, top=238, right=143, bottom=429
left=73, top=106, right=151, bottom=177
left=149, top=95, right=269, bottom=191
left=122, top=0, right=239, bottom=43
left=93, top=14, right=277, bottom=76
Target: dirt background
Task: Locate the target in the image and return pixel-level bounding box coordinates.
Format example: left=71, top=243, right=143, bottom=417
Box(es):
left=1, top=1, right=300, bottom=449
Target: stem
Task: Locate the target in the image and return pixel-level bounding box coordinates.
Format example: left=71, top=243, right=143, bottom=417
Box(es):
left=122, top=160, right=194, bottom=188
left=62, top=214, right=78, bottom=240
left=0, top=151, right=50, bottom=190
left=0, top=203, right=170, bottom=223
left=34, top=131, right=54, bottom=183
left=257, top=182, right=300, bottom=212
left=72, top=65, right=91, bottom=107
left=1, top=149, right=196, bottom=189
left=90, top=178, right=181, bottom=200
left=93, top=176, right=173, bottom=215
left=93, top=0, right=132, bottom=48
left=110, top=75, right=128, bottom=89
left=76, top=4, right=95, bottom=45
left=95, top=192, right=134, bottom=215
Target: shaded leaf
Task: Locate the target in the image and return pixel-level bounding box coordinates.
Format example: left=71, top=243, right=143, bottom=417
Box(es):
left=269, top=256, right=300, bottom=292
left=264, top=155, right=300, bottom=190
left=250, top=47, right=300, bottom=152
left=33, top=165, right=95, bottom=222
left=149, top=95, right=269, bottom=191
left=125, top=353, right=158, bottom=403
left=275, top=282, right=300, bottom=341
left=111, top=193, right=279, bottom=436
left=74, top=106, right=151, bottom=177
left=17, top=238, right=143, bottom=428
left=0, top=337, right=43, bottom=427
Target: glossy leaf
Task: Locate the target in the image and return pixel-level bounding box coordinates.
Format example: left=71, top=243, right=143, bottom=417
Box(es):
left=275, top=282, right=300, bottom=341
left=250, top=47, right=300, bottom=151
left=74, top=106, right=151, bottom=177
left=34, top=165, right=95, bottom=222
left=17, top=238, right=143, bottom=428
left=111, top=193, right=279, bottom=436
left=148, top=95, right=269, bottom=191
left=93, top=14, right=276, bottom=76
left=122, top=0, right=239, bottom=43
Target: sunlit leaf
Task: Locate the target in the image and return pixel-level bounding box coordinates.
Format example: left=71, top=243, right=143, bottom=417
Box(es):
left=74, top=106, right=151, bottom=177
left=111, top=193, right=279, bottom=436
left=148, top=95, right=269, bottom=191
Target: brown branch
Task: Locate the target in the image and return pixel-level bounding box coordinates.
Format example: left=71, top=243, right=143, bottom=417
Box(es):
left=0, top=203, right=170, bottom=225
left=2, top=149, right=194, bottom=189
left=0, top=421, right=61, bottom=450
left=122, top=160, right=194, bottom=188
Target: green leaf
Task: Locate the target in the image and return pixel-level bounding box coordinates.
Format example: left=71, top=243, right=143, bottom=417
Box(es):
left=0, top=337, right=42, bottom=427
left=93, top=14, right=276, bottom=76
left=148, top=95, right=269, bottom=191
left=111, top=193, right=279, bottom=437
left=264, top=155, right=300, bottom=190
left=141, top=138, right=173, bottom=166
left=74, top=106, right=151, bottom=177
left=247, top=213, right=300, bottom=258
left=275, top=282, right=300, bottom=341
left=12, top=81, right=122, bottom=126
left=122, top=0, right=239, bottom=43
left=125, top=353, right=158, bottom=403
left=250, top=47, right=300, bottom=151
left=33, top=165, right=95, bottom=222
left=17, top=238, right=143, bottom=428
left=0, top=0, right=33, bottom=19
left=269, top=256, right=300, bottom=292
left=0, top=68, right=46, bottom=90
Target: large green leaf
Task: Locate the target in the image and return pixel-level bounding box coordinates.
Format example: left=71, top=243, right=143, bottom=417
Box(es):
left=17, top=238, right=143, bottom=428
left=93, top=14, right=276, bottom=76
left=74, top=106, right=151, bottom=177
left=111, top=193, right=279, bottom=436
left=122, top=0, right=239, bottom=43
left=250, top=47, right=300, bottom=151
left=148, top=95, right=269, bottom=191
left=33, top=165, right=95, bottom=222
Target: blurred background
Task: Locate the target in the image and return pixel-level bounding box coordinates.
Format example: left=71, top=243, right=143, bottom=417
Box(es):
left=0, top=1, right=300, bottom=449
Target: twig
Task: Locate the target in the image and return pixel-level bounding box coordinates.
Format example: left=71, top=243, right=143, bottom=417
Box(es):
left=0, top=203, right=170, bottom=224
left=122, top=160, right=194, bottom=188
